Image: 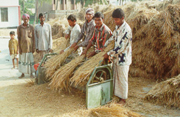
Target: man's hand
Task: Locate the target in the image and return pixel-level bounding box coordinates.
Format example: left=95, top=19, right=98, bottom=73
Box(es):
left=32, top=49, right=35, bottom=54
left=81, top=49, right=87, bottom=56
left=65, top=34, right=70, bottom=39
left=59, top=50, right=64, bottom=54
left=87, top=51, right=96, bottom=58
left=19, top=50, right=22, bottom=55
left=70, top=43, right=77, bottom=48
left=74, top=45, right=79, bottom=51
left=101, top=47, right=105, bottom=52
left=48, top=48, right=53, bottom=53
left=103, top=53, right=109, bottom=59
left=36, top=49, right=39, bottom=53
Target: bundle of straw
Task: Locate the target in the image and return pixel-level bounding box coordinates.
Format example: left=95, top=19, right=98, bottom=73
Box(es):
left=53, top=37, right=70, bottom=53
left=144, top=74, right=180, bottom=109
left=89, top=104, right=141, bottom=117
left=44, top=48, right=74, bottom=78
left=70, top=41, right=114, bottom=87
left=49, top=55, right=85, bottom=92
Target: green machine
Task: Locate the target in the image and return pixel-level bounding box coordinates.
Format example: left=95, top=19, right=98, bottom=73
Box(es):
left=36, top=54, right=114, bottom=109
left=36, top=53, right=57, bottom=84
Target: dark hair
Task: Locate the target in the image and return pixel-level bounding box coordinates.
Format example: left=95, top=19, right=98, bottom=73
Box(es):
left=93, top=12, right=104, bottom=19
left=10, top=31, right=15, bottom=35
left=39, top=13, right=45, bottom=18
left=67, top=14, right=77, bottom=21
left=112, top=8, right=125, bottom=18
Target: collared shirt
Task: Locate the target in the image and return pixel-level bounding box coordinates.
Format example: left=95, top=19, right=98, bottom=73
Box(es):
left=17, top=24, right=35, bottom=53
left=106, top=21, right=132, bottom=66
left=9, top=39, right=18, bottom=54
left=75, top=20, right=95, bottom=47
left=90, top=23, right=112, bottom=52
left=64, top=24, right=81, bottom=45
left=34, top=23, right=52, bottom=51
left=64, top=24, right=81, bottom=51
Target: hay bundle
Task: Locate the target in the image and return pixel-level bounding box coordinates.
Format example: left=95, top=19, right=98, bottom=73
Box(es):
left=44, top=48, right=74, bottom=78
left=144, top=74, right=180, bottom=109
left=70, top=41, right=114, bottom=87
left=47, top=18, right=69, bottom=38
left=130, top=4, right=180, bottom=79
left=53, top=37, right=70, bottom=53
left=47, top=18, right=60, bottom=25
left=89, top=104, right=141, bottom=117
left=49, top=55, right=85, bottom=92
left=126, top=6, right=158, bottom=34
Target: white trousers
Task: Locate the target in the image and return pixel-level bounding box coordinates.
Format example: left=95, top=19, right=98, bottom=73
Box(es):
left=113, top=59, right=130, bottom=99
left=19, top=53, right=35, bottom=74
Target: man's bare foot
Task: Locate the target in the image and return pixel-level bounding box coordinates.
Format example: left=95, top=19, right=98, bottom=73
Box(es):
left=19, top=74, right=25, bottom=78
left=117, top=99, right=126, bottom=106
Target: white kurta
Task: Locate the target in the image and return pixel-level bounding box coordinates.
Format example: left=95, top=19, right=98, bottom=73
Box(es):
left=34, top=23, right=52, bottom=51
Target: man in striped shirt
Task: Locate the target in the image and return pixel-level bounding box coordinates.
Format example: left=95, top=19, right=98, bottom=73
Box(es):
left=82, top=12, right=112, bottom=58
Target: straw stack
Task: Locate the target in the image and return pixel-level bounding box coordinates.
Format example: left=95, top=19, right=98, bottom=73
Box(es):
left=44, top=48, right=74, bottom=78
left=144, top=74, right=180, bottom=109
left=130, top=4, right=180, bottom=79
left=53, top=37, right=70, bottom=53
left=89, top=104, right=141, bottom=117
left=70, top=41, right=114, bottom=87
left=49, top=55, right=85, bottom=92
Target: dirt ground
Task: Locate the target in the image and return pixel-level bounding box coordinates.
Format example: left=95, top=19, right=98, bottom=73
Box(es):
left=0, top=38, right=180, bottom=117
left=1, top=76, right=180, bottom=117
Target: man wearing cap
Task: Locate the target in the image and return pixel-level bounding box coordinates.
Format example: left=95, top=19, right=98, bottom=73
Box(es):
left=70, top=8, right=95, bottom=52
left=34, top=13, right=53, bottom=60
left=17, top=14, right=35, bottom=78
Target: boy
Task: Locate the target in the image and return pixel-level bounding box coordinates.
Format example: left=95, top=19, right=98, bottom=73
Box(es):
left=9, top=31, right=18, bottom=69
left=105, top=8, right=132, bottom=105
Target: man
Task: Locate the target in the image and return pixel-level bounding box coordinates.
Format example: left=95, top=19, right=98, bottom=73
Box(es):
left=70, top=8, right=95, bottom=52
left=34, top=13, right=52, bottom=60
left=17, top=14, right=35, bottom=78
left=60, top=14, right=81, bottom=54
left=82, top=12, right=112, bottom=58
left=105, top=8, right=132, bottom=105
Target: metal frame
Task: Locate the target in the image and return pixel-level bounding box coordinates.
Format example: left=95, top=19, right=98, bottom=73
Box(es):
left=36, top=53, right=57, bottom=84
left=86, top=64, right=113, bottom=109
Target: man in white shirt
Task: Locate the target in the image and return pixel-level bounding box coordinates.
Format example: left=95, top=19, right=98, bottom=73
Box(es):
left=60, top=14, right=81, bottom=54
left=34, top=13, right=53, bottom=60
